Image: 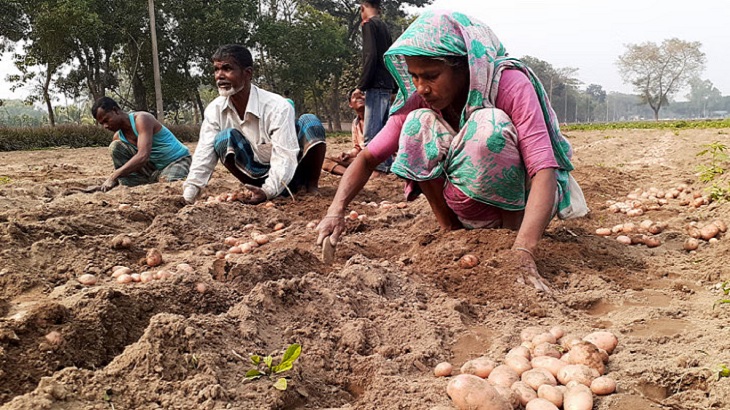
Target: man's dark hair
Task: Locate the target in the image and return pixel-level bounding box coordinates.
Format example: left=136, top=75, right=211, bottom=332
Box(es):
left=91, top=96, right=120, bottom=118
left=212, top=44, right=253, bottom=69
left=347, top=88, right=358, bottom=100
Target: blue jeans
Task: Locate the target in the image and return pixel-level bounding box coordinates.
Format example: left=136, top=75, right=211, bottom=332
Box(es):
left=364, top=88, right=392, bottom=172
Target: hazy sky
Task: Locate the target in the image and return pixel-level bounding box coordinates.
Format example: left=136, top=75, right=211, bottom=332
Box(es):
left=1, top=0, right=728, bottom=100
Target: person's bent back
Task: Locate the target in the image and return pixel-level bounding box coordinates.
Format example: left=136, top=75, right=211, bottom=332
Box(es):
left=91, top=97, right=191, bottom=192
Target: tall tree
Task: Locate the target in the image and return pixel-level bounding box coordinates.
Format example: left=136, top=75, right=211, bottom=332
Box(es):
left=617, top=38, right=705, bottom=121
left=686, top=78, right=721, bottom=118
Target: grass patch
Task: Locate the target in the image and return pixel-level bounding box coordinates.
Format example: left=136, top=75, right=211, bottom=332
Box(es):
left=562, top=118, right=730, bottom=132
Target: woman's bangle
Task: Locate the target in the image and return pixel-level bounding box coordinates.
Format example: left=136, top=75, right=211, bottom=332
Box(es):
left=513, top=247, right=535, bottom=259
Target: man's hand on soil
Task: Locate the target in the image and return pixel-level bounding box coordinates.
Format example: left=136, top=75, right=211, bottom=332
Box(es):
left=241, top=185, right=267, bottom=205
left=182, top=185, right=200, bottom=204
left=100, top=176, right=119, bottom=192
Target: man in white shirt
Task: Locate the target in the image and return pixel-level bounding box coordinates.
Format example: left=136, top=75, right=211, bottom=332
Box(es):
left=182, top=44, right=326, bottom=204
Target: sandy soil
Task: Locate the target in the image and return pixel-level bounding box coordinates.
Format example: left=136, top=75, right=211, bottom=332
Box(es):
left=1, top=128, right=730, bottom=409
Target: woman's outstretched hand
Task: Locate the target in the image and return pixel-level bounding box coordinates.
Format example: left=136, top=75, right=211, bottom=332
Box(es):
left=509, top=248, right=552, bottom=293
left=316, top=214, right=346, bottom=246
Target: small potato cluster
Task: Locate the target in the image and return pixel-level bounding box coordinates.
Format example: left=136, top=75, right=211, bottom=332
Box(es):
left=438, top=326, right=619, bottom=410
left=606, top=184, right=713, bottom=217
left=205, top=190, right=254, bottom=203
left=218, top=229, right=272, bottom=260
left=359, top=200, right=408, bottom=210
left=684, top=219, right=727, bottom=251
left=595, top=219, right=666, bottom=248
left=76, top=254, right=193, bottom=286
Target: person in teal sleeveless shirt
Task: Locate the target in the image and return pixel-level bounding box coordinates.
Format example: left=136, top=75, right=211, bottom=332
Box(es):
left=91, top=97, right=191, bottom=192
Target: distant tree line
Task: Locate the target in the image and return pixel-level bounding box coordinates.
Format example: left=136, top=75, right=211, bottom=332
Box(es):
left=0, top=1, right=724, bottom=127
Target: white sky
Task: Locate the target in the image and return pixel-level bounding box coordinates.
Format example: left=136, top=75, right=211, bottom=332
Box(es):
left=422, top=0, right=730, bottom=96
left=1, top=0, right=728, bottom=100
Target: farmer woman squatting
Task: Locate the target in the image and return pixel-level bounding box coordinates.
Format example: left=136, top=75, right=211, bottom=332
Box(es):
left=316, top=10, right=586, bottom=291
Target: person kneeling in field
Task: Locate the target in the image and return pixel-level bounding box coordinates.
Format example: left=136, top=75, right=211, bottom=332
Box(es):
left=92, top=97, right=191, bottom=192
left=183, top=44, right=327, bottom=205
left=316, top=10, right=588, bottom=292
left=322, top=89, right=366, bottom=176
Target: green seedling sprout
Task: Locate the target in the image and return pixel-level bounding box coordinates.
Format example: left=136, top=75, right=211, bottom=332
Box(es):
left=712, top=282, right=730, bottom=309
left=719, top=364, right=730, bottom=379
left=245, top=343, right=301, bottom=391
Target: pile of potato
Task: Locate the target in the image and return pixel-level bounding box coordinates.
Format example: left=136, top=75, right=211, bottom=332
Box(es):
left=437, top=326, right=619, bottom=410
left=595, top=219, right=666, bottom=248
left=218, top=229, right=272, bottom=260
left=77, top=248, right=194, bottom=286
left=606, top=184, right=710, bottom=216
left=683, top=219, right=727, bottom=251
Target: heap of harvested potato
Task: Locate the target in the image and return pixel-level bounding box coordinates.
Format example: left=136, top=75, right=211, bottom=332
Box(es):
left=606, top=184, right=710, bottom=216
left=436, top=326, right=618, bottom=410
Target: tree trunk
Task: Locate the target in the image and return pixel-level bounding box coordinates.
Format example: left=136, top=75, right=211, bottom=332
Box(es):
left=132, top=73, right=148, bottom=111
left=329, top=74, right=342, bottom=132
left=195, top=90, right=205, bottom=123
left=653, top=108, right=659, bottom=121
left=43, top=63, right=56, bottom=127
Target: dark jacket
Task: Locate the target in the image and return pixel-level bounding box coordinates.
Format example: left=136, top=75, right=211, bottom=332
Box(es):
left=357, top=16, right=395, bottom=91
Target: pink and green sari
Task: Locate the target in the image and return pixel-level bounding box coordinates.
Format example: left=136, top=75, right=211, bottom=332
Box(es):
left=383, top=10, right=580, bottom=216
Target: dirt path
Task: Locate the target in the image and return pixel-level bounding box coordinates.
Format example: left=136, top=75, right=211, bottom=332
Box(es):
left=1, top=128, right=729, bottom=409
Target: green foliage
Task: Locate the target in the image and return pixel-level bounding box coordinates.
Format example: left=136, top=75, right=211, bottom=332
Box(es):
left=695, top=141, right=730, bottom=201
left=562, top=118, right=730, bottom=132
left=0, top=124, right=200, bottom=152
left=0, top=176, right=11, bottom=185
left=244, top=343, right=301, bottom=391
left=696, top=142, right=728, bottom=183
left=720, top=364, right=730, bottom=378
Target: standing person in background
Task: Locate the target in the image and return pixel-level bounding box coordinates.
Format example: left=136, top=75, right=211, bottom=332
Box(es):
left=182, top=44, right=326, bottom=204
left=355, top=0, right=395, bottom=173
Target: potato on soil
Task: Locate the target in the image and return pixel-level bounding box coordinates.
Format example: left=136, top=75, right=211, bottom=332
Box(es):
left=505, top=355, right=532, bottom=375
left=146, top=248, right=163, bottom=267
left=511, top=381, right=537, bottom=406
left=560, top=334, right=582, bottom=350
left=521, top=327, right=545, bottom=343
left=176, top=263, right=194, bottom=273
left=531, top=356, right=566, bottom=378
left=447, top=374, right=511, bottom=410
left=700, top=223, right=720, bottom=240
left=77, top=274, right=97, bottom=286
left=590, top=376, right=617, bottom=395
left=525, top=398, right=559, bottom=410
left=461, top=357, right=496, bottom=378
left=521, top=368, right=557, bottom=391
left=557, top=364, right=597, bottom=386
left=582, top=331, right=618, bottom=354
left=533, top=342, right=561, bottom=359
left=506, top=346, right=531, bottom=360
left=116, top=274, right=133, bottom=284
left=110, top=234, right=132, bottom=249
left=140, top=271, right=155, bottom=283
left=537, top=384, right=563, bottom=408
left=434, top=362, right=453, bottom=377
left=45, top=331, right=63, bottom=345
left=111, top=266, right=131, bottom=278
left=458, top=254, right=479, bottom=269
left=563, top=383, right=593, bottom=410
left=532, top=332, right=556, bottom=345
left=548, top=326, right=565, bottom=340
left=493, top=385, right=519, bottom=410
left=713, top=219, right=727, bottom=233
left=568, top=341, right=605, bottom=375
left=595, top=228, right=611, bottom=236
left=488, top=365, right=520, bottom=387
left=684, top=238, right=700, bottom=251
